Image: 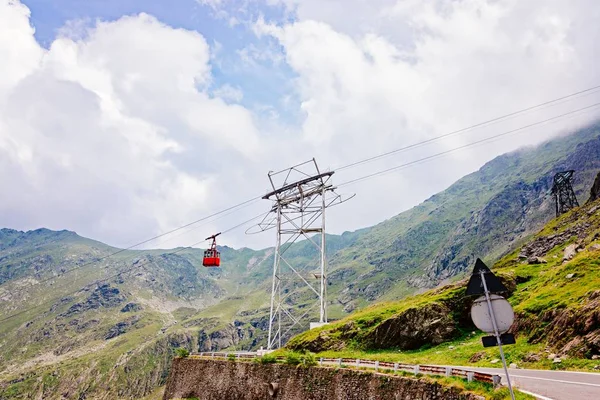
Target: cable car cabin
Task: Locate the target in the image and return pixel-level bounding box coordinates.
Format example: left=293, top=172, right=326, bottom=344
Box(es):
left=203, top=233, right=221, bottom=267
left=203, top=249, right=220, bottom=267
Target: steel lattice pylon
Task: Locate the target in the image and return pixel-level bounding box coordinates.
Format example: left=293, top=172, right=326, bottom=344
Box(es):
left=551, top=170, right=579, bottom=217
left=254, top=159, right=350, bottom=350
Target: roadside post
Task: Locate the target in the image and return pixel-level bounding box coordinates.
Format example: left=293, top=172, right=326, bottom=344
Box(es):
left=466, top=258, right=516, bottom=400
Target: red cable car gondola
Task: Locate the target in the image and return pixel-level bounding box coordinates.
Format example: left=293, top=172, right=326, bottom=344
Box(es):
left=203, top=232, right=221, bottom=267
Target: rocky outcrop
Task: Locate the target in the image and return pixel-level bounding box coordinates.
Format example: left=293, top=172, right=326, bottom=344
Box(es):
left=60, top=284, right=125, bottom=317
left=515, top=291, right=600, bottom=359
left=589, top=171, right=600, bottom=203
left=519, top=223, right=590, bottom=259
left=548, top=298, right=600, bottom=358
left=198, top=320, right=263, bottom=352
left=288, top=274, right=517, bottom=353
left=365, top=303, right=458, bottom=350
left=105, top=316, right=141, bottom=340
left=120, top=302, right=142, bottom=312
left=163, top=359, right=482, bottom=400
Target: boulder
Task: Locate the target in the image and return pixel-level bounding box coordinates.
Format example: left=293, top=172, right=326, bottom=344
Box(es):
left=589, top=243, right=600, bottom=252
left=365, top=302, right=458, bottom=350
left=563, top=244, right=578, bottom=262
left=588, top=171, right=600, bottom=203
left=527, top=256, right=547, bottom=264
left=523, top=352, right=541, bottom=362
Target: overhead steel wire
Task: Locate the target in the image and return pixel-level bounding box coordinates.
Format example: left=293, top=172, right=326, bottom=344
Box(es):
left=334, top=84, right=600, bottom=172
left=2, top=84, right=596, bottom=283
left=337, top=102, right=600, bottom=188
left=0, top=210, right=269, bottom=324
left=1, top=85, right=600, bottom=323
left=0, top=197, right=263, bottom=289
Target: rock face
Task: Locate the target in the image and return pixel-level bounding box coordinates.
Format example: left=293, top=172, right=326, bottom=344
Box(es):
left=120, top=302, right=142, bottom=312
left=105, top=316, right=140, bottom=340
left=520, top=224, right=589, bottom=259
left=197, top=321, right=260, bottom=352
left=287, top=274, right=517, bottom=353
left=588, top=171, right=600, bottom=203
left=365, top=303, right=458, bottom=349
left=60, top=284, right=125, bottom=317
left=163, top=359, right=482, bottom=400
left=540, top=292, right=600, bottom=358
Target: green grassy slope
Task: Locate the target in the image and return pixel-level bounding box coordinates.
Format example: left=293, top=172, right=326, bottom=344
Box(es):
left=286, top=197, right=600, bottom=371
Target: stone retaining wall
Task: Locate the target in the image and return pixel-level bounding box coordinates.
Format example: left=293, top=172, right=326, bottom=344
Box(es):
left=163, top=358, right=483, bottom=400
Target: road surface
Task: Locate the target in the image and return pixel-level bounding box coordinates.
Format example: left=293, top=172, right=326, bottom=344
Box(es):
left=456, top=366, right=600, bottom=400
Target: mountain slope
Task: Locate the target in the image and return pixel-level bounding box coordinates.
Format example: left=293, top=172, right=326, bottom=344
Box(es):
left=286, top=193, right=600, bottom=369
left=1, top=123, right=600, bottom=398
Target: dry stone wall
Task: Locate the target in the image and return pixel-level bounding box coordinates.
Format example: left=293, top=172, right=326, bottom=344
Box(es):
left=163, top=358, right=482, bottom=400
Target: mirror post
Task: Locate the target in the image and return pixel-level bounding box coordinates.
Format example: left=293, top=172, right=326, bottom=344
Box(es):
left=480, top=270, right=515, bottom=400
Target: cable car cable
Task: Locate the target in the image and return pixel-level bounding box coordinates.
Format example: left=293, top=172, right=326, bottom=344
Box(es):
left=3, top=87, right=600, bottom=322
left=3, top=198, right=263, bottom=290
left=0, top=210, right=269, bottom=324
left=334, top=84, right=600, bottom=172
left=5, top=84, right=597, bottom=284
left=336, top=101, right=600, bottom=188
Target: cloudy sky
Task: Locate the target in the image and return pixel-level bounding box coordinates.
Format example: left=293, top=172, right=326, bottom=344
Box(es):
left=1, top=0, right=599, bottom=250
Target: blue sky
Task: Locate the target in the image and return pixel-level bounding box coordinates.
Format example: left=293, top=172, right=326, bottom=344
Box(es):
left=24, top=0, right=297, bottom=121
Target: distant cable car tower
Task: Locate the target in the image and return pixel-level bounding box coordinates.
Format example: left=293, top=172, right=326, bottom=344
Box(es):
left=251, top=159, right=352, bottom=350
left=551, top=170, right=579, bottom=217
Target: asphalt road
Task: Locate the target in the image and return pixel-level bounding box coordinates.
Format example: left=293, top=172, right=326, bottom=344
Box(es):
left=458, top=366, right=600, bottom=400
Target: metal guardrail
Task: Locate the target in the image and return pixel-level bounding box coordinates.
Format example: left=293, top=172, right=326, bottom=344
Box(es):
left=191, top=352, right=501, bottom=387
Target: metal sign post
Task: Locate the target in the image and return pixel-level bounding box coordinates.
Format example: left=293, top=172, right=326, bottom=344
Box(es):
left=479, top=270, right=516, bottom=400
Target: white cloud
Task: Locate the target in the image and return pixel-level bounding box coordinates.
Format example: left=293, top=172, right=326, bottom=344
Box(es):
left=0, top=1, right=264, bottom=248
left=0, top=0, right=43, bottom=99
left=255, top=0, right=600, bottom=229
left=1, top=0, right=600, bottom=252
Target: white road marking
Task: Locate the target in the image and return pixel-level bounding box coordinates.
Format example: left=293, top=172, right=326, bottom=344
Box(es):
left=509, top=375, right=600, bottom=387
left=451, top=366, right=600, bottom=377
left=518, top=389, right=555, bottom=400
